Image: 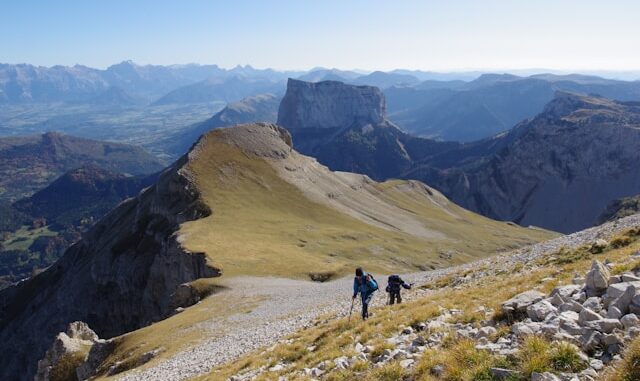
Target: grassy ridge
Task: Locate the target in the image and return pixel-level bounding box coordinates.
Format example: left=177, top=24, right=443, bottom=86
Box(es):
left=180, top=129, right=553, bottom=280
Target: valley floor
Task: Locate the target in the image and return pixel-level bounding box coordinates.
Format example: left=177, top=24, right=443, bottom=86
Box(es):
left=110, top=215, right=640, bottom=381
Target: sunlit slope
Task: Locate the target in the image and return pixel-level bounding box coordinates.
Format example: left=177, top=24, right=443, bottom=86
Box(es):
left=179, top=123, right=555, bottom=279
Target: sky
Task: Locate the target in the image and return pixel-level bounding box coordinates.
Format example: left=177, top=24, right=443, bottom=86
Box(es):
left=1, top=0, right=639, bottom=72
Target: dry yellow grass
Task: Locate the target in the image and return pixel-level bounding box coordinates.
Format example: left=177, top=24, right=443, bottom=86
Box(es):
left=179, top=128, right=554, bottom=280
left=92, top=283, right=261, bottom=380
left=193, top=231, right=640, bottom=381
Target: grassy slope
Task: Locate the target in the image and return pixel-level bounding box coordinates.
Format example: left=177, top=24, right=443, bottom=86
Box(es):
left=93, top=284, right=262, bottom=380
left=196, top=228, right=640, bottom=381
left=180, top=130, right=554, bottom=280
left=89, top=126, right=555, bottom=379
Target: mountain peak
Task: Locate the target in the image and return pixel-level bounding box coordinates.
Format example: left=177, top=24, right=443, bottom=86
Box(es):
left=541, top=91, right=621, bottom=120
left=193, top=123, right=292, bottom=160
left=277, top=79, right=386, bottom=130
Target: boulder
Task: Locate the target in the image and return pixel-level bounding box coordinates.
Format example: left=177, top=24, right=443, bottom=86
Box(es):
left=559, top=311, right=580, bottom=322
left=602, top=333, right=623, bottom=346
left=560, top=320, right=583, bottom=336
left=585, top=260, right=610, bottom=296
left=586, top=319, right=622, bottom=334
left=572, top=291, right=587, bottom=303
left=531, top=372, right=561, bottom=381
left=549, top=294, right=565, bottom=307
left=591, top=239, right=609, bottom=253
left=550, top=284, right=582, bottom=299
left=610, top=283, right=636, bottom=315
left=604, top=282, right=640, bottom=307
left=502, top=290, right=545, bottom=316
left=490, top=367, right=521, bottom=379
left=583, top=297, right=603, bottom=312
left=607, top=306, right=623, bottom=319
left=512, top=322, right=542, bottom=337
left=621, top=313, right=640, bottom=329
left=580, top=330, right=603, bottom=352
left=622, top=273, right=640, bottom=282
left=558, top=300, right=583, bottom=313
left=578, top=308, right=603, bottom=324
left=527, top=301, right=558, bottom=322
left=476, top=326, right=497, bottom=339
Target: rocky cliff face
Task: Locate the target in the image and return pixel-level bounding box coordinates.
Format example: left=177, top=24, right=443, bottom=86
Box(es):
left=414, top=93, right=640, bottom=233
left=277, top=79, right=385, bottom=130
left=0, top=154, right=220, bottom=381
left=276, top=79, right=456, bottom=180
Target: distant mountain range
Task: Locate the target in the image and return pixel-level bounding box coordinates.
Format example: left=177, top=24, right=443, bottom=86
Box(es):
left=0, top=61, right=298, bottom=104
left=0, top=131, right=163, bottom=201
left=275, top=79, right=640, bottom=233
left=3, top=61, right=640, bottom=149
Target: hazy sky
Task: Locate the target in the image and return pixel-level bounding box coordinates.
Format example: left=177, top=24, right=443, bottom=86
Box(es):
left=1, top=0, right=639, bottom=71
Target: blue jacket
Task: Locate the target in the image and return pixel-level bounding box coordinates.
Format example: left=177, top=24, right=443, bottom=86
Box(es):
left=353, top=272, right=378, bottom=298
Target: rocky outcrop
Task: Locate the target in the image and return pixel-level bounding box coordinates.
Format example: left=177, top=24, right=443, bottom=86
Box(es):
left=598, top=194, right=640, bottom=224
left=0, top=153, right=220, bottom=381
left=35, top=322, right=100, bottom=381
left=277, top=79, right=385, bottom=131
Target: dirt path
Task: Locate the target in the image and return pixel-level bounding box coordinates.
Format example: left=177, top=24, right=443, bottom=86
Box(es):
left=116, top=214, right=640, bottom=381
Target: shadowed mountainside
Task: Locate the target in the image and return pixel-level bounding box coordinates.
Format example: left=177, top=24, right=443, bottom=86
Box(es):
left=0, top=131, right=164, bottom=201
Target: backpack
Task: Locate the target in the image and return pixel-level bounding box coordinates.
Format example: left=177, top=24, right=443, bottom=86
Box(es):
left=367, top=274, right=379, bottom=292
left=388, top=274, right=401, bottom=285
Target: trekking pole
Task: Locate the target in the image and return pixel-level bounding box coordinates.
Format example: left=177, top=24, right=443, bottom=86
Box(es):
left=348, top=297, right=355, bottom=322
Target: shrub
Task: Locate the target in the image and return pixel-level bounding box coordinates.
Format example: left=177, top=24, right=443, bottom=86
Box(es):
left=49, top=352, right=87, bottom=381
left=619, top=336, right=640, bottom=381
left=366, top=362, right=406, bottom=381
left=550, top=342, right=586, bottom=373
left=518, top=336, right=551, bottom=376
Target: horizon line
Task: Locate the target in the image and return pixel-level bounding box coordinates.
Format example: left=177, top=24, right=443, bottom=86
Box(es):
left=3, top=60, right=640, bottom=76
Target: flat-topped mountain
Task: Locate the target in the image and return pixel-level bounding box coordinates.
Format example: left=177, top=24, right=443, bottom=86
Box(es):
left=0, top=123, right=553, bottom=380
left=277, top=79, right=458, bottom=179
left=278, top=79, right=386, bottom=129
left=0, top=132, right=164, bottom=201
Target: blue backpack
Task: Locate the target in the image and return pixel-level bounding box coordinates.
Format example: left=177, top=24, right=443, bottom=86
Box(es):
left=367, top=274, right=379, bottom=291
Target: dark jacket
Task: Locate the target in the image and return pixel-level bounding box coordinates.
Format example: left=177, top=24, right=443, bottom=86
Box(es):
left=386, top=275, right=411, bottom=293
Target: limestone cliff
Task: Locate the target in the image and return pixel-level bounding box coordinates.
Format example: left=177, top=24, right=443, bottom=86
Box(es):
left=277, top=79, right=455, bottom=180
left=277, top=79, right=385, bottom=130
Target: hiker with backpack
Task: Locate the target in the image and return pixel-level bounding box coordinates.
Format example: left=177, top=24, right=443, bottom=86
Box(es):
left=385, top=274, right=412, bottom=305
left=352, top=267, right=378, bottom=320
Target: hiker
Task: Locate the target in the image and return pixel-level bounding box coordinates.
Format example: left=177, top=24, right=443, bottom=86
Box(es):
left=386, top=274, right=411, bottom=305
left=352, top=267, right=378, bottom=320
